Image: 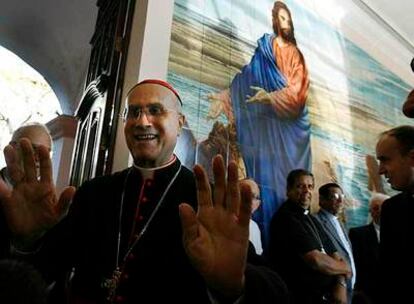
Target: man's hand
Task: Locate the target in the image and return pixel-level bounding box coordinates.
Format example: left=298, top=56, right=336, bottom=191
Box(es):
left=331, top=252, right=352, bottom=279
left=246, top=86, right=272, bottom=104
left=179, top=155, right=252, bottom=299
left=0, top=138, right=76, bottom=247
left=330, top=276, right=347, bottom=304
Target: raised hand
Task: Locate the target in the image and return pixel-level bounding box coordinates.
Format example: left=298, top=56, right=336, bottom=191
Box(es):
left=0, top=138, right=75, bottom=247
left=246, top=86, right=272, bottom=104
left=179, top=155, right=252, bottom=298
left=206, top=92, right=225, bottom=119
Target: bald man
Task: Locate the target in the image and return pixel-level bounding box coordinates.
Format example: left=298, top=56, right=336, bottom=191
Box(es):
left=375, top=125, right=414, bottom=303
left=0, top=123, right=52, bottom=259
left=0, top=80, right=288, bottom=303
left=0, top=122, right=52, bottom=188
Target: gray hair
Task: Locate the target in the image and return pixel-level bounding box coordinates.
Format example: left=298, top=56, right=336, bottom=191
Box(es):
left=11, top=122, right=53, bottom=150
left=369, top=192, right=389, bottom=209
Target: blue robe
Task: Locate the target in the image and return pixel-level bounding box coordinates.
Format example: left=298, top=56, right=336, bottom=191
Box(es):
left=230, top=33, right=311, bottom=247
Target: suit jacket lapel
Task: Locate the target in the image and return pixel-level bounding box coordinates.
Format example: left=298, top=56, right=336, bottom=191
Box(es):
left=320, top=212, right=348, bottom=252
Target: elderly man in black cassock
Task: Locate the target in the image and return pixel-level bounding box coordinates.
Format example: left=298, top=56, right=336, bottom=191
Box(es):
left=0, top=79, right=288, bottom=303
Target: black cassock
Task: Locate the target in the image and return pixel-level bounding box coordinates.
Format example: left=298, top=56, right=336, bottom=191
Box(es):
left=10, top=158, right=288, bottom=303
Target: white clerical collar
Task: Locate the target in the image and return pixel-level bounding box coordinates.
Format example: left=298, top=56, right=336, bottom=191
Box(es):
left=133, top=155, right=177, bottom=179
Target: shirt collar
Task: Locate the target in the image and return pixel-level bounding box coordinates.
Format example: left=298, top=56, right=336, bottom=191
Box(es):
left=133, top=155, right=177, bottom=180
left=320, top=208, right=337, bottom=220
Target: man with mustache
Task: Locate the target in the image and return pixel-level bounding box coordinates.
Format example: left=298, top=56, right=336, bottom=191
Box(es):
left=268, top=169, right=351, bottom=304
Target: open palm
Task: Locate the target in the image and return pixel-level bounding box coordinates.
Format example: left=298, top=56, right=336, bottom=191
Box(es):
left=0, top=138, right=75, bottom=245
left=180, top=155, right=252, bottom=298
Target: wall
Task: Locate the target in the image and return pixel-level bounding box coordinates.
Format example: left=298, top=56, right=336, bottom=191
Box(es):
left=165, top=0, right=414, bottom=244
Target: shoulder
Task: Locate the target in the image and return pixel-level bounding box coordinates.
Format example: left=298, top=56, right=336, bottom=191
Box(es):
left=270, top=203, right=293, bottom=230
left=313, top=210, right=328, bottom=224
left=174, top=164, right=197, bottom=196
left=259, top=33, right=274, bottom=43
left=178, top=164, right=195, bottom=183
left=271, top=201, right=293, bottom=221
left=386, top=192, right=406, bottom=202
left=75, top=168, right=130, bottom=195
left=170, top=163, right=197, bottom=208
left=349, top=224, right=370, bottom=236
left=314, top=210, right=323, bottom=219
left=382, top=192, right=406, bottom=213
left=349, top=225, right=367, bottom=233
left=310, top=213, right=325, bottom=229
left=281, top=43, right=302, bottom=58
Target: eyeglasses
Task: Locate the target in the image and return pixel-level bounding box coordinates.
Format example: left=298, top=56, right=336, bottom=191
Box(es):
left=329, top=193, right=345, bottom=200
left=123, top=104, right=178, bottom=121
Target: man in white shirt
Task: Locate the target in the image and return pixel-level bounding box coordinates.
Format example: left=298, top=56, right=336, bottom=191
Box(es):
left=315, top=183, right=355, bottom=304
left=240, top=179, right=263, bottom=255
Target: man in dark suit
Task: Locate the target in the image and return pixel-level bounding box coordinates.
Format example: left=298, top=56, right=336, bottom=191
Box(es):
left=376, top=125, right=414, bottom=303
left=315, top=183, right=355, bottom=304
left=349, top=193, right=388, bottom=304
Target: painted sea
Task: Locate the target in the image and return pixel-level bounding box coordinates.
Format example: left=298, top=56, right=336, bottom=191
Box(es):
left=167, top=0, right=412, bottom=228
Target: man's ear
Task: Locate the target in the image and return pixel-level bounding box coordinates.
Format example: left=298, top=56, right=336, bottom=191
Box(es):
left=286, top=188, right=291, bottom=199
left=178, top=114, right=185, bottom=134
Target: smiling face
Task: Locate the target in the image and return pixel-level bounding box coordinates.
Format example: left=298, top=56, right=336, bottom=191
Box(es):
left=124, top=83, right=184, bottom=168
left=319, top=186, right=344, bottom=216
left=287, top=174, right=314, bottom=209
left=376, top=134, right=414, bottom=192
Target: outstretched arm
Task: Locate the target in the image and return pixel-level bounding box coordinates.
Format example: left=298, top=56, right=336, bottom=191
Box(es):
left=179, top=155, right=251, bottom=299
left=246, top=48, right=309, bottom=119
left=0, top=138, right=75, bottom=249
left=207, top=89, right=234, bottom=122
